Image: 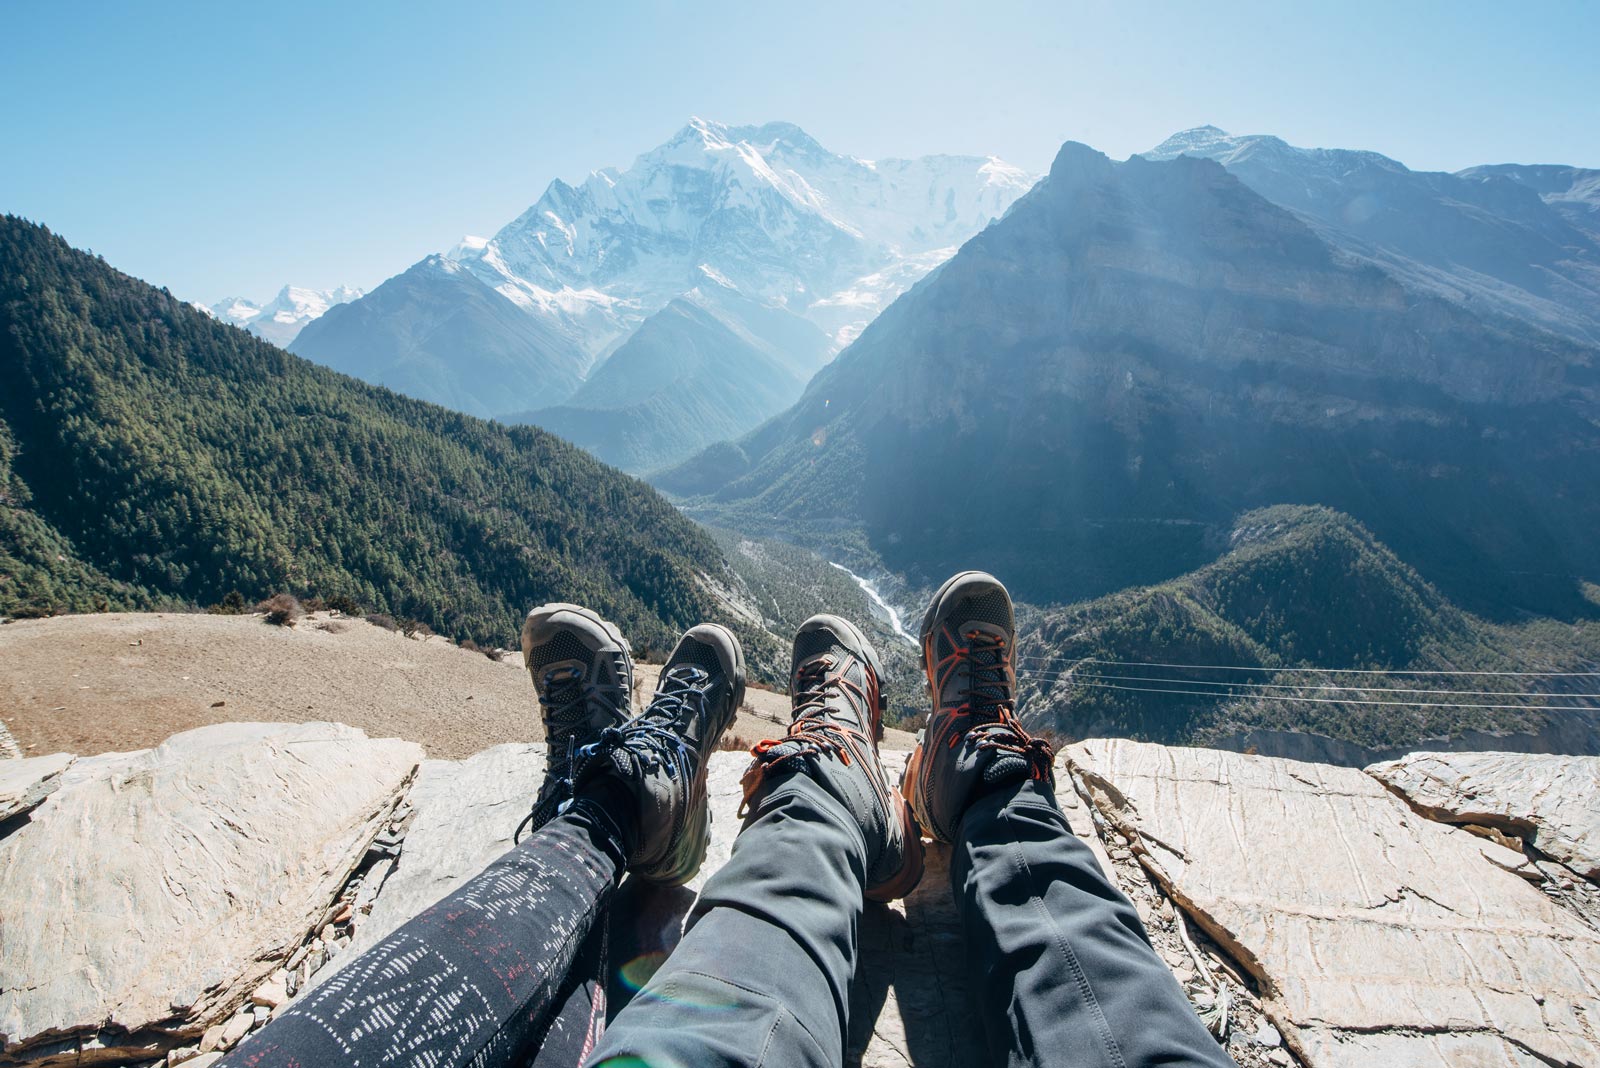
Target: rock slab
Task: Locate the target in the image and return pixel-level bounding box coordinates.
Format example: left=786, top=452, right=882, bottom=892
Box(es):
left=1368, top=750, right=1600, bottom=879
left=0, top=722, right=422, bottom=1063
left=1067, top=738, right=1600, bottom=1068
left=0, top=752, right=73, bottom=822
left=322, top=742, right=549, bottom=971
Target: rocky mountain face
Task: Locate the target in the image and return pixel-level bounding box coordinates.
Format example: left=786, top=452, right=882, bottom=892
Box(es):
left=1456, top=163, right=1600, bottom=242
left=661, top=141, right=1600, bottom=621
left=284, top=256, right=587, bottom=419
left=293, top=120, right=1035, bottom=442
left=1144, top=126, right=1600, bottom=344
left=197, top=285, right=362, bottom=347
left=509, top=287, right=834, bottom=472
left=3, top=721, right=1595, bottom=1068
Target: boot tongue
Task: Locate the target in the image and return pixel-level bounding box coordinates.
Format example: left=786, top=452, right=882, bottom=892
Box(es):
left=542, top=666, right=588, bottom=728
left=964, top=629, right=1011, bottom=718
left=793, top=654, right=866, bottom=731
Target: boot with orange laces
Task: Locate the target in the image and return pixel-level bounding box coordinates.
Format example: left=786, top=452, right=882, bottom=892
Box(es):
left=741, top=613, right=924, bottom=900
left=902, top=570, right=1055, bottom=843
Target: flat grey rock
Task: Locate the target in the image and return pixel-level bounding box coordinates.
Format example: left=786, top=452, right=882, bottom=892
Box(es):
left=0, top=752, right=73, bottom=822
left=1067, top=738, right=1600, bottom=1068
left=0, top=722, right=421, bottom=1063
left=323, top=742, right=549, bottom=972
left=1368, top=751, right=1600, bottom=879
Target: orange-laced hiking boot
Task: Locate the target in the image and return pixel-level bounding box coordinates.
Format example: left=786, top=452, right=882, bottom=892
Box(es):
left=741, top=614, right=924, bottom=901
left=902, top=571, right=1055, bottom=844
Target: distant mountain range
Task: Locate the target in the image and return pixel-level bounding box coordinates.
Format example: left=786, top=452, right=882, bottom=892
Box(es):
left=292, top=119, right=1036, bottom=470
left=662, top=137, right=1600, bottom=624
left=196, top=285, right=363, bottom=347
left=1143, top=126, right=1600, bottom=344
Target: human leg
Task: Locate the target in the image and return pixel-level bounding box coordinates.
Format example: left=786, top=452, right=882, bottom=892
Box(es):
left=904, top=572, right=1235, bottom=1068
left=587, top=615, right=921, bottom=1068
left=221, top=609, right=746, bottom=1068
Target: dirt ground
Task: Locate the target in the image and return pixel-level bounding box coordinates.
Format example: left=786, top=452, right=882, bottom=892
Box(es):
left=0, top=612, right=913, bottom=760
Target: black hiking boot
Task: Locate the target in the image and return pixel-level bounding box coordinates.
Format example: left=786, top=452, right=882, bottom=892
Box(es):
left=569, top=623, right=745, bottom=884
left=517, top=603, right=634, bottom=840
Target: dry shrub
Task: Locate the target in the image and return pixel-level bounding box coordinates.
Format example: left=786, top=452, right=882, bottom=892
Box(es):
left=365, top=612, right=398, bottom=632
left=401, top=619, right=434, bottom=639
left=259, top=593, right=301, bottom=627
left=460, top=638, right=483, bottom=654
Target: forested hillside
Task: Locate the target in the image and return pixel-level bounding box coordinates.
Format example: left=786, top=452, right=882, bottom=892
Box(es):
left=1017, top=506, right=1600, bottom=751
left=0, top=217, right=727, bottom=649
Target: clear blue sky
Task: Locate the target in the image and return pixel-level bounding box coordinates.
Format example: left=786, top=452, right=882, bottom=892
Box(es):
left=4, top=1, right=1596, bottom=304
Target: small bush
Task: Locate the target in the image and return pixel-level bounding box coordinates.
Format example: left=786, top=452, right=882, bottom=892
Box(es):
left=400, top=618, right=434, bottom=639
left=259, top=593, right=301, bottom=627
left=460, top=638, right=483, bottom=654
left=365, top=612, right=398, bottom=632
left=299, top=595, right=327, bottom=613
left=208, top=590, right=247, bottom=615
left=326, top=594, right=361, bottom=616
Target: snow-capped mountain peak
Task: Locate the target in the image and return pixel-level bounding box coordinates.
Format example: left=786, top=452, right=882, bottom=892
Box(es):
left=449, top=119, right=1038, bottom=352
left=203, top=284, right=363, bottom=347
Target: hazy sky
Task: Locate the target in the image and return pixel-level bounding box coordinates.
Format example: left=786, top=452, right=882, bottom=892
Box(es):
left=4, top=1, right=1597, bottom=304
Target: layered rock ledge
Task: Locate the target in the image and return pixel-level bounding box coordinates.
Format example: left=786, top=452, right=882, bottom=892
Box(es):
left=4, top=723, right=1598, bottom=1068
left=1066, top=739, right=1600, bottom=1068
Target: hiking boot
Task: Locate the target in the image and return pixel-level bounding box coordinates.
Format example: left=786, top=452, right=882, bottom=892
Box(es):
left=517, top=603, right=635, bottom=839
left=902, top=572, right=1055, bottom=844
left=570, top=623, right=745, bottom=884
left=741, top=614, right=924, bottom=901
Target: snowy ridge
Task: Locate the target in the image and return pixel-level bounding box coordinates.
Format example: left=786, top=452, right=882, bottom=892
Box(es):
left=445, top=118, right=1038, bottom=352
left=203, top=285, right=363, bottom=347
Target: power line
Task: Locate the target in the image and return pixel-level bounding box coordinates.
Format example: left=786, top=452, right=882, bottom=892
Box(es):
left=1053, top=677, right=1600, bottom=713
left=1023, top=668, right=1600, bottom=701
left=1012, top=655, right=1600, bottom=678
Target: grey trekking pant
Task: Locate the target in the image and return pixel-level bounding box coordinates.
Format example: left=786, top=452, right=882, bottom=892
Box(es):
left=227, top=774, right=1233, bottom=1068
left=590, top=774, right=1235, bottom=1068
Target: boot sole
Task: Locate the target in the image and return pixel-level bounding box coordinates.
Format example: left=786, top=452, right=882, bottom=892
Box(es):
left=522, top=603, right=633, bottom=665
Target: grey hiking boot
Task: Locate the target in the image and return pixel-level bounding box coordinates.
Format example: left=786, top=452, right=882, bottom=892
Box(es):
left=517, top=603, right=634, bottom=840
left=902, top=572, right=1055, bottom=844
left=570, top=623, right=745, bottom=885
left=741, top=614, right=925, bottom=901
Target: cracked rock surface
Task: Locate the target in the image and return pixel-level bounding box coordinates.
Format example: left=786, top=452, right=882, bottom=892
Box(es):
left=1066, top=738, right=1600, bottom=1068
left=1368, top=751, right=1600, bottom=880
left=314, top=742, right=550, bottom=981
left=0, top=753, right=73, bottom=822
left=0, top=722, right=422, bottom=1065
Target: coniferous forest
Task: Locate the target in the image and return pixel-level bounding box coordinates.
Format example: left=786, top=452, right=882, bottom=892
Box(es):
left=0, top=216, right=727, bottom=651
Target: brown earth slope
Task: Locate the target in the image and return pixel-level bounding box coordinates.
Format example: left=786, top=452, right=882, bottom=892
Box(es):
left=0, top=612, right=912, bottom=760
